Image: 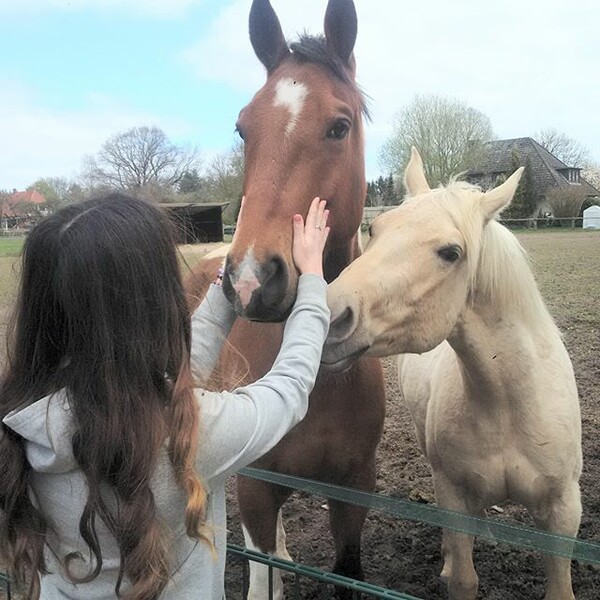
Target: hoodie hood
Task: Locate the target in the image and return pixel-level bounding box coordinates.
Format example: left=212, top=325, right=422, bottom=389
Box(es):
left=2, top=391, right=78, bottom=474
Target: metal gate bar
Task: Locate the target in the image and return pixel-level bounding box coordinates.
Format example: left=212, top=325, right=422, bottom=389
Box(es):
left=0, top=572, right=11, bottom=600
left=227, top=544, right=423, bottom=599
left=240, top=467, right=600, bottom=564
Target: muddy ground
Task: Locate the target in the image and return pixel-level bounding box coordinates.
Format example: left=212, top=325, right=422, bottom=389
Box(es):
left=222, top=230, right=600, bottom=600
left=1, top=231, right=598, bottom=600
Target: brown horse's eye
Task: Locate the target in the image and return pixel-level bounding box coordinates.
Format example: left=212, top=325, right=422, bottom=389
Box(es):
left=437, top=245, right=462, bottom=263
left=235, top=125, right=245, bottom=141
left=327, top=119, right=351, bottom=140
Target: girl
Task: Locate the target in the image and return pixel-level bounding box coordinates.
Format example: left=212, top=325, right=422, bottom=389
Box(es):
left=0, top=193, right=330, bottom=599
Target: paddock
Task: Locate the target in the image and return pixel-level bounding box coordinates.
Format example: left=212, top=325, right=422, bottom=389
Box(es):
left=0, top=229, right=598, bottom=599
left=220, top=229, right=600, bottom=600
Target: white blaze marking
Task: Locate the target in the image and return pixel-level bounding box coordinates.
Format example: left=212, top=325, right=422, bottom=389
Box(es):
left=273, top=77, right=308, bottom=135
left=232, top=248, right=261, bottom=309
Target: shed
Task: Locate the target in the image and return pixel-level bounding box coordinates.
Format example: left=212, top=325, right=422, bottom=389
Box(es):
left=583, top=205, right=600, bottom=230
left=159, top=203, right=228, bottom=243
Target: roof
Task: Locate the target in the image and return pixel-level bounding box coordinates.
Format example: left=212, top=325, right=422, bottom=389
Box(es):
left=8, top=190, right=47, bottom=205
left=1, top=189, right=47, bottom=217
left=467, top=137, right=600, bottom=197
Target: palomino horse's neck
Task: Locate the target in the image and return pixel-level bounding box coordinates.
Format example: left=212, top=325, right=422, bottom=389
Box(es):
left=446, top=221, right=563, bottom=406
left=447, top=299, right=560, bottom=408
left=324, top=233, right=362, bottom=284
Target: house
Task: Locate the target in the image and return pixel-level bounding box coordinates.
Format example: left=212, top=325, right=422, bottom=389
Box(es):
left=466, top=138, right=600, bottom=216
left=1, top=189, right=48, bottom=231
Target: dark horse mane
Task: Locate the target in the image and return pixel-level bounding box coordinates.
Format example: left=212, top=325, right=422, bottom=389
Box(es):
left=289, top=34, right=371, bottom=120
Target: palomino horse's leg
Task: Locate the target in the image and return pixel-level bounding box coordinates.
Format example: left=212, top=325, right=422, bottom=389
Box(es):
left=529, top=482, right=581, bottom=600
left=237, top=476, right=293, bottom=600
left=433, top=473, right=480, bottom=600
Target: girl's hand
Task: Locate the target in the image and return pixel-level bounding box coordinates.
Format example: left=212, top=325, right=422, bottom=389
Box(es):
left=292, top=197, right=330, bottom=277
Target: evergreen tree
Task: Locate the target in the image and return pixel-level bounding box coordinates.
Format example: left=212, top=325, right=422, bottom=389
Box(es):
left=365, top=181, right=378, bottom=207
left=500, top=151, right=536, bottom=218
left=383, top=174, right=397, bottom=205
left=178, top=169, right=204, bottom=194
left=375, top=176, right=386, bottom=200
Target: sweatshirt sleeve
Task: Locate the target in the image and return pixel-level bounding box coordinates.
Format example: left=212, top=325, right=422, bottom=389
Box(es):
left=190, top=284, right=238, bottom=382
left=195, top=274, right=330, bottom=483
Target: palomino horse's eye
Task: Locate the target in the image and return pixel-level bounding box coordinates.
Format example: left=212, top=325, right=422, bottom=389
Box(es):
left=437, top=245, right=462, bottom=263
left=327, top=119, right=351, bottom=140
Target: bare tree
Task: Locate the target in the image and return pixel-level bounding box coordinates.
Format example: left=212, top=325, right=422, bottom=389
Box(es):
left=203, top=142, right=245, bottom=223
left=545, top=186, right=587, bottom=221
left=379, top=94, right=495, bottom=187
left=534, top=128, right=591, bottom=168
left=582, top=162, right=600, bottom=191
left=29, top=177, right=85, bottom=209
left=83, top=126, right=200, bottom=194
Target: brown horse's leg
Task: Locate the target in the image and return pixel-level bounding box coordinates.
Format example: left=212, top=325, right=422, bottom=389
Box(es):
left=237, top=474, right=293, bottom=600
left=327, top=460, right=376, bottom=599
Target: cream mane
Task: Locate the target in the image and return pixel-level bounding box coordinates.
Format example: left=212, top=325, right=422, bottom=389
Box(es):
left=411, top=181, right=557, bottom=332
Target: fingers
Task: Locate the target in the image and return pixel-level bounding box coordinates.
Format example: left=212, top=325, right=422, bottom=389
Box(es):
left=305, top=197, right=326, bottom=230
left=293, top=213, right=304, bottom=237
left=321, top=220, right=331, bottom=248
left=319, top=208, right=330, bottom=236
left=291, top=197, right=330, bottom=277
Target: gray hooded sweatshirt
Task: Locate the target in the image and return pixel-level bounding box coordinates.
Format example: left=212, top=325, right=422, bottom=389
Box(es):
left=2, top=274, right=330, bottom=599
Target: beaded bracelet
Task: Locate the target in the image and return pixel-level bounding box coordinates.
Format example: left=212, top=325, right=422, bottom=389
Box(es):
left=213, top=267, right=224, bottom=286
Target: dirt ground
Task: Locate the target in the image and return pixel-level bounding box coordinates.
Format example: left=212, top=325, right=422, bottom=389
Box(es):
left=221, top=230, right=600, bottom=600
left=1, top=231, right=598, bottom=600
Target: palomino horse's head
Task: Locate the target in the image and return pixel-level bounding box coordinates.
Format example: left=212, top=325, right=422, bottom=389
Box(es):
left=322, top=148, right=524, bottom=371
left=222, top=0, right=368, bottom=322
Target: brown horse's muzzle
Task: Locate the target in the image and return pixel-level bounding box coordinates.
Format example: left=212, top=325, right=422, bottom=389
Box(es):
left=222, top=252, right=295, bottom=322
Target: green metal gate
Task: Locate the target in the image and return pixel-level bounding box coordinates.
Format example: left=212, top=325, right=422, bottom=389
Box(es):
left=2, top=467, right=600, bottom=599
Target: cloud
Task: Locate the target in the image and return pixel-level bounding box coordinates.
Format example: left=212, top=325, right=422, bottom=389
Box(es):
left=0, top=0, right=202, bottom=18
left=0, top=82, right=191, bottom=189
left=182, top=0, right=337, bottom=91
left=183, top=0, right=600, bottom=174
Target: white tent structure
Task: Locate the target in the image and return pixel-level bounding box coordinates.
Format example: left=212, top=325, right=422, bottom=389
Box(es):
left=583, top=205, right=600, bottom=229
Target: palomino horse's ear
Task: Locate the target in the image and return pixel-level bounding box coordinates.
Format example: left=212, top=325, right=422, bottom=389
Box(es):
left=249, top=0, right=290, bottom=73
left=324, top=0, right=358, bottom=71
left=404, top=147, right=431, bottom=196
left=481, top=167, right=524, bottom=221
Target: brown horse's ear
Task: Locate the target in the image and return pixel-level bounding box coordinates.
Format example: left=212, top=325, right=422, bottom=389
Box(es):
left=249, top=0, right=290, bottom=73
left=324, top=0, right=358, bottom=71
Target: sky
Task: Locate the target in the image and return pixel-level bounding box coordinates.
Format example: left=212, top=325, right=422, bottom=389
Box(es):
left=1, top=0, right=599, bottom=191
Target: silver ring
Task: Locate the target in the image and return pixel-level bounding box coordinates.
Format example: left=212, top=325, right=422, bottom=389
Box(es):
left=315, top=225, right=322, bottom=230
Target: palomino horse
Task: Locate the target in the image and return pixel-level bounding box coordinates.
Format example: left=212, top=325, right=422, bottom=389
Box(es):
left=186, top=1, right=385, bottom=598
left=322, top=149, right=582, bottom=600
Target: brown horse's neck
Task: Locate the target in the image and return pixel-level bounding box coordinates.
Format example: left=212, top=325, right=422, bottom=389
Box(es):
left=324, top=235, right=362, bottom=283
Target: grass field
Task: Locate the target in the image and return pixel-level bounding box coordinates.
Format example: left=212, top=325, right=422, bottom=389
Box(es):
left=0, top=238, right=24, bottom=257
left=0, top=229, right=599, bottom=599
left=0, top=228, right=598, bottom=361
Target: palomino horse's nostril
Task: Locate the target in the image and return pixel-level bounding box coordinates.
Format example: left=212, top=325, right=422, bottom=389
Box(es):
left=329, top=305, right=356, bottom=341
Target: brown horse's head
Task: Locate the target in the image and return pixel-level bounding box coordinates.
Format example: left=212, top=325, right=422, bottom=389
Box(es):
left=222, top=0, right=368, bottom=322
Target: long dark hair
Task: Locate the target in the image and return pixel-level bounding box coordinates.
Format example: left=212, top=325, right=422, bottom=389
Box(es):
left=0, top=193, right=209, bottom=598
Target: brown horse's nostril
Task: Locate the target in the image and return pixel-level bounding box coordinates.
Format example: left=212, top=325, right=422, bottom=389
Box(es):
left=260, top=255, right=288, bottom=308
left=329, top=305, right=357, bottom=342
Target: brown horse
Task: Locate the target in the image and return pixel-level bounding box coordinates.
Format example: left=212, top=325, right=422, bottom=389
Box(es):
left=186, top=1, right=385, bottom=597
